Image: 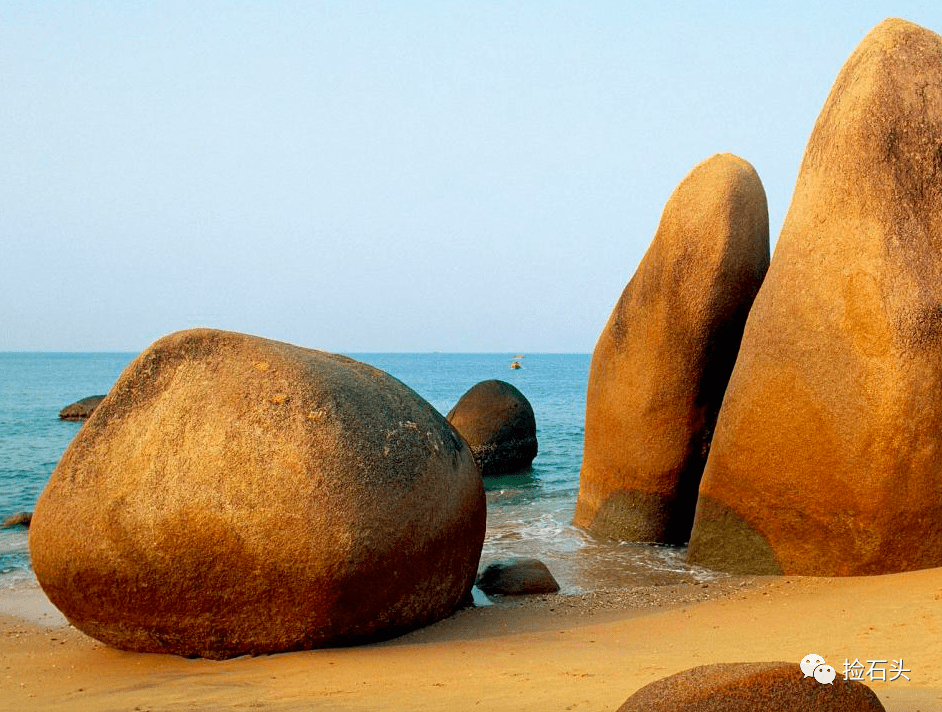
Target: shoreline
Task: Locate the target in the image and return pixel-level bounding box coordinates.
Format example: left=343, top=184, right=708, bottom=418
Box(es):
left=3, top=571, right=941, bottom=711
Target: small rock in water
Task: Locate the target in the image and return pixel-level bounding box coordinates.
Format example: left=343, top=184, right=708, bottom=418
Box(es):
left=446, top=380, right=538, bottom=476
left=2, top=511, right=32, bottom=528
left=58, top=395, right=105, bottom=420
left=476, top=557, right=560, bottom=595
left=484, top=487, right=527, bottom=504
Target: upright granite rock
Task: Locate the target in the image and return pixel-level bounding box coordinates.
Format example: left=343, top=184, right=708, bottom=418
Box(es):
left=29, top=329, right=486, bottom=658
left=689, top=19, right=942, bottom=575
left=573, top=154, right=769, bottom=543
left=446, top=380, right=537, bottom=475
left=617, top=662, right=885, bottom=712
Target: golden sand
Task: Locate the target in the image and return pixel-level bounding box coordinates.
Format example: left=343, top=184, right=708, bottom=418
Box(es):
left=2, top=567, right=941, bottom=711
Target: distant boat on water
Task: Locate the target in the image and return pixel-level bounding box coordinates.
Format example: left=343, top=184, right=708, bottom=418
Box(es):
left=511, top=360, right=522, bottom=370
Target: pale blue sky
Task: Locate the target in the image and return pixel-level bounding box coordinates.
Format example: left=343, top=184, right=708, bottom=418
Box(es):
left=3, top=2, right=940, bottom=352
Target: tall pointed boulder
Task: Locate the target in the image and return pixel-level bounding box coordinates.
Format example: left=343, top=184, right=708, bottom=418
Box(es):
left=574, top=154, right=769, bottom=543
left=689, top=19, right=942, bottom=575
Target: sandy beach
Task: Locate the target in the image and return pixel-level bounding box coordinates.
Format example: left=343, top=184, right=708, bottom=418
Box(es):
left=2, top=569, right=940, bottom=712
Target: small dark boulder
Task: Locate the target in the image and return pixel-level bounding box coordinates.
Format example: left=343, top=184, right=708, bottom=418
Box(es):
left=59, top=395, right=105, bottom=420
left=475, top=557, right=560, bottom=595
left=2, top=511, right=32, bottom=528
left=617, top=661, right=885, bottom=712
left=446, top=380, right=537, bottom=475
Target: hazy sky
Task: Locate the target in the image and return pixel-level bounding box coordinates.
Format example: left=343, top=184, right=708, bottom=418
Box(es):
left=3, top=3, right=941, bottom=353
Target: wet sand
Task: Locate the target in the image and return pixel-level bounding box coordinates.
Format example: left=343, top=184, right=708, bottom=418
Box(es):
left=2, top=569, right=941, bottom=711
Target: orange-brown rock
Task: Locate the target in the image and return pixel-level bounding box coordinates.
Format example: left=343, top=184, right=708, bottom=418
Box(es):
left=573, top=154, right=769, bottom=543
left=29, top=329, right=485, bottom=658
left=688, top=19, right=942, bottom=576
left=446, top=380, right=537, bottom=475
left=617, top=662, right=885, bottom=712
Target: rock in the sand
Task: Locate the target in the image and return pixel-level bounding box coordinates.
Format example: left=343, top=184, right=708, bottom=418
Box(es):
left=58, top=395, right=105, bottom=420
left=2, top=511, right=31, bottom=528
left=689, top=19, right=942, bottom=576
left=446, top=380, right=537, bottom=475
left=617, top=661, right=885, bottom=712
left=29, top=328, right=486, bottom=659
left=475, top=557, right=560, bottom=595
left=573, top=154, right=769, bottom=544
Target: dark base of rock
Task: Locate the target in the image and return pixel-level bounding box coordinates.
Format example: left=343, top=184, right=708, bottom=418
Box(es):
left=583, top=488, right=699, bottom=544
left=687, top=495, right=784, bottom=575
left=473, top=437, right=538, bottom=476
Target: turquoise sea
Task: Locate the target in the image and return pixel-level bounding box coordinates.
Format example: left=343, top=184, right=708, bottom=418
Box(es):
left=0, top=351, right=714, bottom=595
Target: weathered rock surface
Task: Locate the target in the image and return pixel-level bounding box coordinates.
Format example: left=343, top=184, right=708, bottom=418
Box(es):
left=689, top=19, right=942, bottom=576
left=58, top=395, right=105, bottom=420
left=617, top=662, right=885, bottom=712
left=574, top=154, right=769, bottom=544
left=2, top=511, right=31, bottom=528
left=475, top=557, right=560, bottom=595
left=446, top=380, right=537, bottom=475
left=29, top=329, right=486, bottom=658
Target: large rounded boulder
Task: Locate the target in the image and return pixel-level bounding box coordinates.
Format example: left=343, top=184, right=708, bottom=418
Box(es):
left=29, top=329, right=486, bottom=658
left=573, top=154, right=769, bottom=544
left=446, top=379, right=537, bottom=475
left=689, top=19, right=942, bottom=575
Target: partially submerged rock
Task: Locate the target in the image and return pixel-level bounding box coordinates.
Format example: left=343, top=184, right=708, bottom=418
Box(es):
left=475, top=557, right=560, bottom=595
left=446, top=380, right=538, bottom=475
left=30, top=329, right=486, bottom=658
left=2, top=511, right=31, bottom=528
left=574, top=154, right=769, bottom=544
left=617, top=661, right=885, bottom=711
left=58, top=395, right=105, bottom=420
left=689, top=19, right=942, bottom=576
